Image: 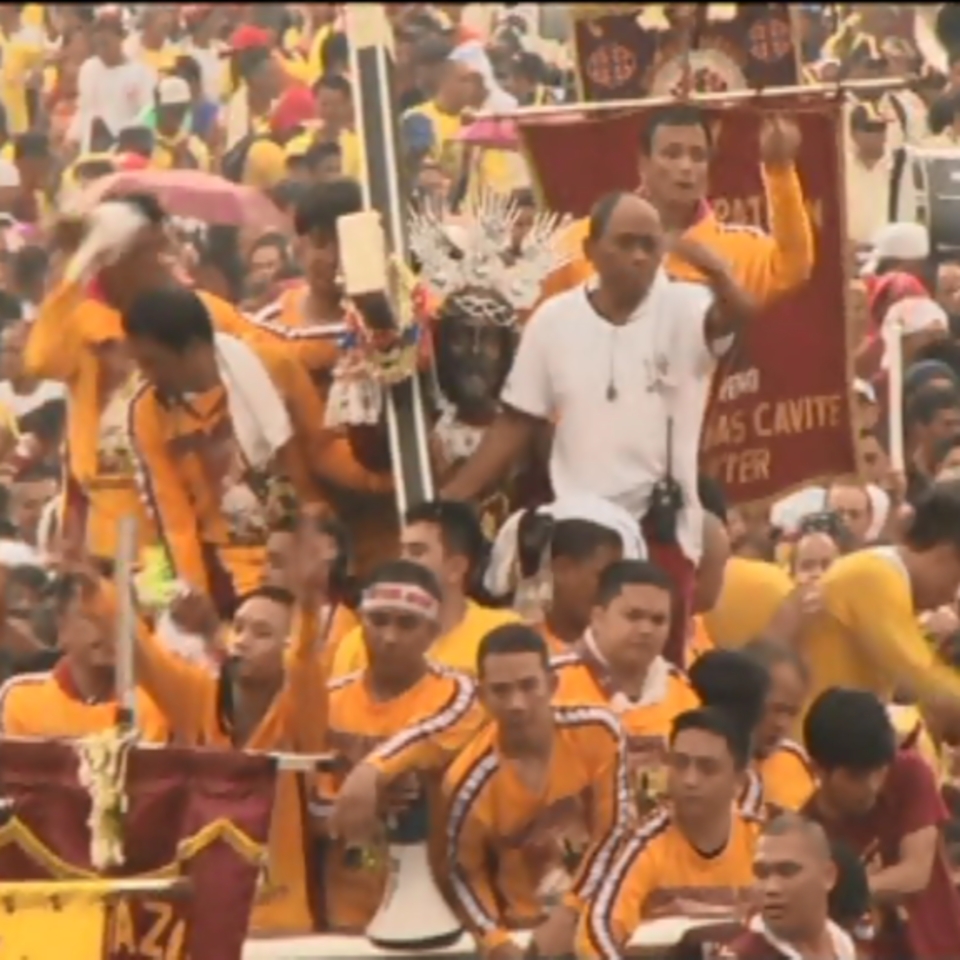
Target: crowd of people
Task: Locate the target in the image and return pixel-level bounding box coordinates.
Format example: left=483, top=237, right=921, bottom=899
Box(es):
left=4, top=3, right=960, bottom=960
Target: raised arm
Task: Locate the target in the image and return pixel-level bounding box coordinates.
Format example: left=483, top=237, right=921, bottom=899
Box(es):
left=24, top=280, right=89, bottom=382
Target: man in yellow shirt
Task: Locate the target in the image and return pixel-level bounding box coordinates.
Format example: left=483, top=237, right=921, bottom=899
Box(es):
left=544, top=103, right=814, bottom=307
left=313, top=73, right=361, bottom=180
left=330, top=499, right=518, bottom=677
left=802, top=480, right=960, bottom=723
left=151, top=76, right=210, bottom=171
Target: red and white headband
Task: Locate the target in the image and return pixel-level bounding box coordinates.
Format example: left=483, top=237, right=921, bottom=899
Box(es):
left=360, top=582, right=440, bottom=622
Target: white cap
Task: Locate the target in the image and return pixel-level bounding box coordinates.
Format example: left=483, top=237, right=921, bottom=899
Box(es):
left=769, top=485, right=826, bottom=535
left=860, top=222, right=930, bottom=276
left=156, top=75, right=191, bottom=107
left=0, top=160, right=20, bottom=188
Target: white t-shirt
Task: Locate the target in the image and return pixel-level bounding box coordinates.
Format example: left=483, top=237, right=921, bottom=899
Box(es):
left=68, top=56, right=156, bottom=150
left=501, top=273, right=723, bottom=561
left=0, top=380, right=65, bottom=420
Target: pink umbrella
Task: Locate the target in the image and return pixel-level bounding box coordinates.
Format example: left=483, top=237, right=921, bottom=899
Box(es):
left=457, top=116, right=519, bottom=149
left=79, top=169, right=285, bottom=229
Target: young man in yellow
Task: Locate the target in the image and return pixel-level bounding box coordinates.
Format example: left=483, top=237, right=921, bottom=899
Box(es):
left=576, top=708, right=760, bottom=958
left=543, top=104, right=814, bottom=307
left=801, top=480, right=960, bottom=718
left=122, top=284, right=323, bottom=614
left=741, top=639, right=816, bottom=812
left=125, top=560, right=327, bottom=936
left=150, top=76, right=211, bottom=171
left=313, top=559, right=485, bottom=931
left=552, top=559, right=698, bottom=816
left=24, top=195, right=257, bottom=570
left=248, top=180, right=395, bottom=570
left=0, top=571, right=168, bottom=741
left=330, top=500, right=519, bottom=677
left=444, top=624, right=631, bottom=959
left=401, top=54, right=473, bottom=183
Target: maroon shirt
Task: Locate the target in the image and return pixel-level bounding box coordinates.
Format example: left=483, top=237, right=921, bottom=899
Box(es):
left=803, top=750, right=960, bottom=960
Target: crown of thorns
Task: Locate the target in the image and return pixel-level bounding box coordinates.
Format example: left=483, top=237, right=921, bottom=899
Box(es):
left=408, top=189, right=571, bottom=322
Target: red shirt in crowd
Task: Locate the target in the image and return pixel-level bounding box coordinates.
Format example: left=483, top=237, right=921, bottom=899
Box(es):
left=803, top=750, right=960, bottom=960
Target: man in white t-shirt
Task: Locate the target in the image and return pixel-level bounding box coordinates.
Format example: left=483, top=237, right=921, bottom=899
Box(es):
left=444, top=191, right=755, bottom=662
left=68, top=9, right=155, bottom=152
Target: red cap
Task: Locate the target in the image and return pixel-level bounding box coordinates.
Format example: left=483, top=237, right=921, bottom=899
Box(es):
left=271, top=85, right=316, bottom=136
left=230, top=25, right=271, bottom=52
left=114, top=152, right=150, bottom=172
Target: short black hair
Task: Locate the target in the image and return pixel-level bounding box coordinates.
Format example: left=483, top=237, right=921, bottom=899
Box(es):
left=688, top=649, right=770, bottom=741
left=122, top=285, right=214, bottom=352
left=13, top=132, right=49, bottom=161
left=639, top=104, right=712, bottom=156
left=416, top=35, right=454, bottom=68
left=594, top=559, right=674, bottom=607
left=509, top=187, right=535, bottom=210
left=234, top=585, right=296, bottom=609
left=315, top=72, right=352, bottom=98
left=510, top=51, right=543, bottom=84
left=671, top=706, right=750, bottom=769
left=174, top=53, right=202, bottom=86
left=477, top=622, right=549, bottom=677
left=587, top=191, right=631, bottom=242
left=740, top=637, right=809, bottom=686
left=293, top=178, right=363, bottom=238
left=13, top=460, right=60, bottom=484
left=907, top=384, right=960, bottom=429
left=364, top=558, right=442, bottom=603
left=904, top=479, right=960, bottom=552
left=404, top=499, right=485, bottom=566
left=240, top=47, right=273, bottom=81
left=270, top=178, right=310, bottom=212
left=12, top=245, right=48, bottom=291
left=550, top=518, right=622, bottom=563
left=803, top=687, right=896, bottom=772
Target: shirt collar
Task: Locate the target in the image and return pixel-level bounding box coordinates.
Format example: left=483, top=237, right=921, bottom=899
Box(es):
left=53, top=657, right=112, bottom=706
left=747, top=915, right=857, bottom=960
left=579, top=630, right=671, bottom=708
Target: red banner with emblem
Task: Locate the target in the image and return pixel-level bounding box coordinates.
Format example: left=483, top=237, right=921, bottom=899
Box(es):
left=572, top=3, right=799, bottom=102
left=0, top=740, right=277, bottom=960
left=518, top=93, right=856, bottom=504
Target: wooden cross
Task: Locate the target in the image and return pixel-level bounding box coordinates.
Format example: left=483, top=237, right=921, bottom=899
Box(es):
left=345, top=6, right=435, bottom=516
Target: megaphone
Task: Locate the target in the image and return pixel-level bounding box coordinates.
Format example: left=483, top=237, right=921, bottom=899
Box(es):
left=365, top=793, right=463, bottom=950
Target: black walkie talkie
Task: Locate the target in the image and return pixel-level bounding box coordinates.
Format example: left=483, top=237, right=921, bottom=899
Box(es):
left=644, top=417, right=684, bottom=545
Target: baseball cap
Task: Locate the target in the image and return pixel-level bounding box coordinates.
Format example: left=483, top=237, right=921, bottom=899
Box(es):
left=860, top=222, right=930, bottom=276
left=157, top=76, right=191, bottom=107
left=229, top=25, right=271, bottom=52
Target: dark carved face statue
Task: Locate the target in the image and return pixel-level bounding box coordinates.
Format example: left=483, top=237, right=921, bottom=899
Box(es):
left=434, top=286, right=517, bottom=417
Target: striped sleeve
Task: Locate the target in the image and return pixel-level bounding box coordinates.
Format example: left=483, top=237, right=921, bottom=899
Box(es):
left=565, top=706, right=633, bottom=903
left=0, top=671, right=50, bottom=735
left=576, top=810, right=671, bottom=960
left=738, top=766, right=766, bottom=819
left=443, top=749, right=511, bottom=952
left=126, top=384, right=208, bottom=592
left=366, top=668, right=485, bottom=781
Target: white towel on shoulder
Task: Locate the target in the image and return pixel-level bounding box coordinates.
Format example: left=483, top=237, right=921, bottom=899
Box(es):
left=213, top=332, right=292, bottom=469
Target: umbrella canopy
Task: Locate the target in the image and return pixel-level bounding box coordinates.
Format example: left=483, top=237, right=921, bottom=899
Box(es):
left=79, top=168, right=285, bottom=229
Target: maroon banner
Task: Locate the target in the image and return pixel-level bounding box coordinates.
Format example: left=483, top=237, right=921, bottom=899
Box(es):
left=0, top=741, right=277, bottom=960
left=519, top=95, right=856, bottom=504
left=573, top=4, right=799, bottom=103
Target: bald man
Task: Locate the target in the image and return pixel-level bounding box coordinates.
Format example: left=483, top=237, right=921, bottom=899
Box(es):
left=724, top=813, right=857, bottom=959
left=444, top=190, right=756, bottom=663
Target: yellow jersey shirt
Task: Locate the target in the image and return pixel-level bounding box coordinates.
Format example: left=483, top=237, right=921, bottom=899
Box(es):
left=403, top=100, right=462, bottom=180
left=330, top=601, right=520, bottom=678
left=805, top=547, right=960, bottom=707
left=576, top=808, right=760, bottom=959
left=543, top=165, right=814, bottom=307
left=551, top=646, right=699, bottom=814
left=757, top=739, right=816, bottom=812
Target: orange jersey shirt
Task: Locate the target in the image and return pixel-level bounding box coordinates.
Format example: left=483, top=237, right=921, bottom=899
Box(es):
left=544, top=165, right=813, bottom=307
left=0, top=661, right=168, bottom=742
left=134, top=606, right=327, bottom=935
left=576, top=808, right=760, bottom=959
left=757, top=739, right=816, bottom=813
left=551, top=647, right=699, bottom=814
left=442, top=705, right=631, bottom=954
left=316, top=663, right=482, bottom=932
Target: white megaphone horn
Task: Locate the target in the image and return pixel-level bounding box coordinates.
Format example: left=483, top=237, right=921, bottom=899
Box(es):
left=365, top=793, right=463, bottom=950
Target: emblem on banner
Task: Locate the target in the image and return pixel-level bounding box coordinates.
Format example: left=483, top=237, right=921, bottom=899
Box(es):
left=585, top=41, right=637, bottom=90
left=649, top=43, right=746, bottom=98
left=747, top=15, right=793, bottom=63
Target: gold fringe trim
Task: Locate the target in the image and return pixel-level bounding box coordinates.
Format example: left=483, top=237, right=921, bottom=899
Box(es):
left=0, top=815, right=266, bottom=882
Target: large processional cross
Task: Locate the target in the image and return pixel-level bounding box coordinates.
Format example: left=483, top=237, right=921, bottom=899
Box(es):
left=344, top=6, right=435, bottom=516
